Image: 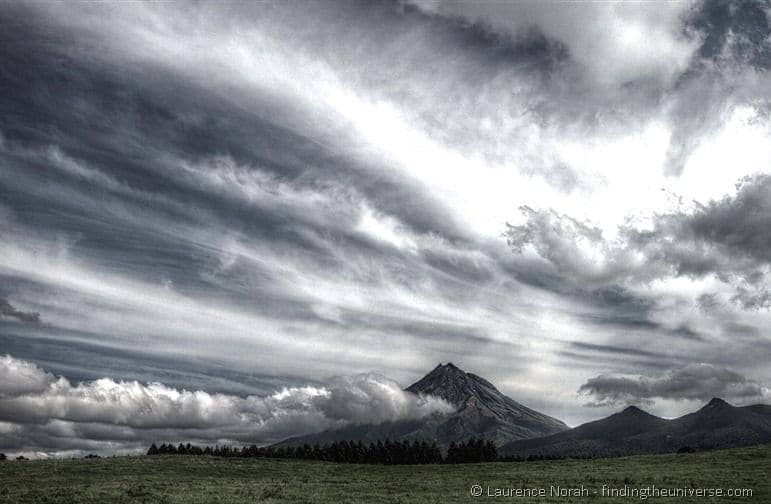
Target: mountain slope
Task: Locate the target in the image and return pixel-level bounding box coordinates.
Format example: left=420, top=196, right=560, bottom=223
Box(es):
left=405, top=363, right=568, bottom=445
left=276, top=363, right=568, bottom=449
left=500, top=398, right=771, bottom=458
left=661, top=398, right=771, bottom=451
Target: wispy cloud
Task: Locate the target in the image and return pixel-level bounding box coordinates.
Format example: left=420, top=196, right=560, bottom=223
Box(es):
left=0, top=298, right=39, bottom=324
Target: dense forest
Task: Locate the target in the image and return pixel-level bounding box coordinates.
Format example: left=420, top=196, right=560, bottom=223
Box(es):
left=146, top=438, right=498, bottom=465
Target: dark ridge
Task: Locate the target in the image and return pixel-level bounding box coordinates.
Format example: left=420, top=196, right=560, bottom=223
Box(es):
left=500, top=397, right=771, bottom=459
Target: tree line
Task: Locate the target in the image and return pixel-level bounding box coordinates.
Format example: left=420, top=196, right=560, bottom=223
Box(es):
left=0, top=453, right=28, bottom=461
left=147, top=438, right=498, bottom=464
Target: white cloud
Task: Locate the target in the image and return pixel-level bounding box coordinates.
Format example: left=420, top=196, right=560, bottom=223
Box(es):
left=0, top=355, right=55, bottom=397
left=356, top=204, right=417, bottom=251
left=0, top=355, right=454, bottom=456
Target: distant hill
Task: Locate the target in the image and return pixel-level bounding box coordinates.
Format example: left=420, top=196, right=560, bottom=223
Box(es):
left=276, top=363, right=568, bottom=449
left=500, top=398, right=771, bottom=459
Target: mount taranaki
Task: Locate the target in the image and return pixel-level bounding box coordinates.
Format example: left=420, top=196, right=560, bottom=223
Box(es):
left=277, top=363, right=569, bottom=449
left=276, top=363, right=771, bottom=457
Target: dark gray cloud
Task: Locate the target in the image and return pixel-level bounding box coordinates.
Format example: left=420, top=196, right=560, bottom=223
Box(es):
left=579, top=363, right=769, bottom=407
left=626, top=174, right=771, bottom=306
left=0, top=298, right=39, bottom=324
left=687, top=0, right=771, bottom=69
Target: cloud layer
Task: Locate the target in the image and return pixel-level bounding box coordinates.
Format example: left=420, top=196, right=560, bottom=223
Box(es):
left=0, top=356, right=452, bottom=457
left=579, top=363, right=770, bottom=407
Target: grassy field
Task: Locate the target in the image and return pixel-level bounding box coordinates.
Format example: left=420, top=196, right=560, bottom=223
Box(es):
left=0, top=445, right=768, bottom=503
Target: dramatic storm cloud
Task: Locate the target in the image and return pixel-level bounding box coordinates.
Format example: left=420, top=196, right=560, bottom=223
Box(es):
left=0, top=356, right=452, bottom=457
left=0, top=1, right=769, bottom=455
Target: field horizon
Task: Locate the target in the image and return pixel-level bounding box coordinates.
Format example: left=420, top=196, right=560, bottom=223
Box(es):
left=1, top=444, right=768, bottom=503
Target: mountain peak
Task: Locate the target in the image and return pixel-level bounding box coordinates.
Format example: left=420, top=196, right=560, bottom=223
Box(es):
left=279, top=363, right=569, bottom=450
left=615, top=404, right=659, bottom=420
left=428, top=362, right=464, bottom=376
left=431, top=362, right=463, bottom=371
left=406, top=363, right=474, bottom=404
left=703, top=397, right=731, bottom=409
left=407, top=362, right=526, bottom=411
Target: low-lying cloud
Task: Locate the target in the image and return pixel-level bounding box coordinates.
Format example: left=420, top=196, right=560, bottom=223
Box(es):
left=0, top=355, right=54, bottom=397
left=0, top=355, right=453, bottom=457
left=579, top=363, right=770, bottom=407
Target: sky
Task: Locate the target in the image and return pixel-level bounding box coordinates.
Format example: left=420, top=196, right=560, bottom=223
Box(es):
left=0, top=0, right=770, bottom=458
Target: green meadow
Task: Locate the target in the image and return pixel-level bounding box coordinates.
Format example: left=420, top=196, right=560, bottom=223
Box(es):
left=0, top=445, right=768, bottom=503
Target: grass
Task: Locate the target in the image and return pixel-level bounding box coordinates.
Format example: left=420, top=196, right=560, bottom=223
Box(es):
left=0, top=445, right=768, bottom=503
